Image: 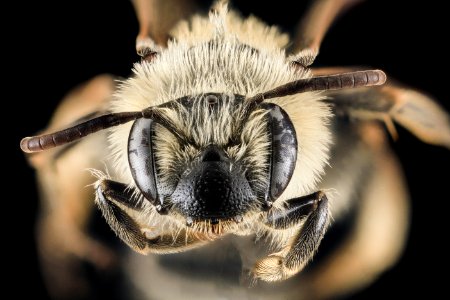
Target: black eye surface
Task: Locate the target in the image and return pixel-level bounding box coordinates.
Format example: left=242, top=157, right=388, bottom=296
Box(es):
left=128, top=118, right=159, bottom=205
left=260, top=103, right=298, bottom=202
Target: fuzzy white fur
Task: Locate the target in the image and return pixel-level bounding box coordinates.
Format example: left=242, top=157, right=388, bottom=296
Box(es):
left=107, top=3, right=332, bottom=236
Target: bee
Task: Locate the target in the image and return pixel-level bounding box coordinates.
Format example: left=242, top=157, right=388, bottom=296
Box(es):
left=21, top=0, right=450, bottom=299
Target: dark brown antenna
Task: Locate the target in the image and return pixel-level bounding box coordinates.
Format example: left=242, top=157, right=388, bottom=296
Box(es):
left=247, top=69, right=386, bottom=103
left=20, top=106, right=189, bottom=153
left=20, top=112, right=142, bottom=153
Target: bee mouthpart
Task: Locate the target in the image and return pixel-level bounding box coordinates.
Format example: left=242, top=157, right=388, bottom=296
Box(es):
left=185, top=216, right=243, bottom=235
left=186, top=216, right=242, bottom=226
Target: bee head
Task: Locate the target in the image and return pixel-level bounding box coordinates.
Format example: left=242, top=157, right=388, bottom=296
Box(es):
left=127, top=93, right=297, bottom=225
left=21, top=67, right=383, bottom=227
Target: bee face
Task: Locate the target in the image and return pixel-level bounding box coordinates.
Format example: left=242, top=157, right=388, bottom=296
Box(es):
left=128, top=93, right=298, bottom=224
left=104, top=34, right=333, bottom=209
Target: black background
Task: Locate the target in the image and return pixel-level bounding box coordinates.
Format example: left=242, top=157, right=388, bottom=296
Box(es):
left=8, top=0, right=450, bottom=299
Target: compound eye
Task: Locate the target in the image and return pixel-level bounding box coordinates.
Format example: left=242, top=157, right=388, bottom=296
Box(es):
left=260, top=103, right=298, bottom=201
left=128, top=118, right=159, bottom=205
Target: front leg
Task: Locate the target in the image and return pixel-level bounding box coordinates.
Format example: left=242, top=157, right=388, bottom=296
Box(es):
left=253, top=191, right=329, bottom=282
left=96, top=179, right=210, bottom=254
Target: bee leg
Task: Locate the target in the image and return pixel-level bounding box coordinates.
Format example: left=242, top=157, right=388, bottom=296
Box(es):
left=298, top=123, right=410, bottom=299
left=253, top=192, right=329, bottom=282
left=27, top=76, right=116, bottom=299
left=291, top=0, right=362, bottom=67
left=132, top=0, right=197, bottom=57
left=97, top=179, right=210, bottom=254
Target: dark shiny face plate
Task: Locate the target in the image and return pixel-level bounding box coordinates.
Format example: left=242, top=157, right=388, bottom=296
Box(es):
left=171, top=145, right=255, bottom=221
